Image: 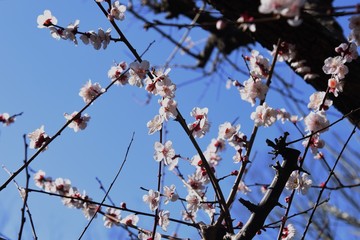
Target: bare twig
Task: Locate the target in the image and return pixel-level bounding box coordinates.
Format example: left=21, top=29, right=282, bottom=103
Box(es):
left=78, top=132, right=135, bottom=239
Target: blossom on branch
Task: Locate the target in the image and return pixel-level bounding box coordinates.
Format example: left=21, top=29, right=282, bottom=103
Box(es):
left=281, top=223, right=296, bottom=240
left=307, top=91, right=333, bottom=111
left=304, top=111, right=329, bottom=133
left=239, top=77, right=268, bottom=106
left=0, top=113, right=15, bottom=126
left=250, top=102, right=277, bottom=127
left=163, top=185, right=179, bottom=204
left=153, top=141, right=178, bottom=170
left=110, top=1, right=127, bottom=21
left=129, top=61, right=149, bottom=87
left=64, top=111, right=90, bottom=132
left=147, top=114, right=164, bottom=135
left=79, top=80, right=104, bottom=104
left=143, top=190, right=160, bottom=212
left=28, top=125, right=50, bottom=150
left=285, top=172, right=312, bottom=195
left=108, top=61, right=129, bottom=85
left=158, top=210, right=170, bottom=231
left=159, top=98, right=178, bottom=121
left=37, top=10, right=57, bottom=28
left=187, top=107, right=210, bottom=138
left=103, top=207, right=121, bottom=228
left=120, top=214, right=139, bottom=226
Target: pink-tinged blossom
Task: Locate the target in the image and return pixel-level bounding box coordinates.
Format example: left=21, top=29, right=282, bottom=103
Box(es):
left=282, top=224, right=296, bottom=240
left=207, top=138, right=226, bottom=152
left=103, top=207, right=121, bottom=228
left=250, top=103, right=277, bottom=127
left=53, top=177, right=71, bottom=195
left=304, top=111, right=330, bottom=133
left=158, top=210, right=170, bottom=231
left=143, top=190, right=160, bottom=212
left=248, top=50, right=270, bottom=79
left=286, top=172, right=312, bottom=195
left=108, top=61, right=129, bottom=85
left=110, top=1, right=127, bottom=21
left=307, top=91, right=333, bottom=111
left=163, top=185, right=179, bottom=204
left=154, top=69, right=176, bottom=98
left=64, top=111, right=90, bottom=132
left=62, top=20, right=80, bottom=45
left=79, top=80, right=103, bottom=104
left=335, top=42, right=358, bottom=63
left=28, top=125, right=50, bottom=150
left=0, top=113, right=15, bottom=126
left=240, top=78, right=268, bottom=106
left=276, top=108, right=291, bottom=123
left=120, top=214, right=139, bottom=226
left=153, top=141, right=178, bottom=170
left=138, top=232, right=161, bottom=240
left=83, top=202, right=99, bottom=220
left=322, top=56, right=348, bottom=80
left=34, top=170, right=49, bottom=189
left=302, top=133, right=325, bottom=155
left=188, top=107, right=210, bottom=138
left=238, top=181, right=251, bottom=194
left=186, top=172, right=206, bottom=193
left=159, top=98, right=178, bottom=121
left=147, top=115, right=163, bottom=135
left=218, top=122, right=239, bottom=140
left=37, top=10, right=57, bottom=28
left=80, top=28, right=111, bottom=50
left=328, top=77, right=344, bottom=97
left=271, top=42, right=296, bottom=62
left=202, top=203, right=216, bottom=219
left=228, top=132, right=246, bottom=150
left=61, top=187, right=84, bottom=209
left=129, top=61, right=150, bottom=87
left=186, top=191, right=202, bottom=213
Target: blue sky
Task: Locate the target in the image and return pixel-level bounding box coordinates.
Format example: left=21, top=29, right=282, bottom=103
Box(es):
left=0, top=1, right=359, bottom=239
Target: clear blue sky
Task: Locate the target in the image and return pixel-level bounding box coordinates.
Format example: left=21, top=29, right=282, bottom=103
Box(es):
left=0, top=1, right=359, bottom=239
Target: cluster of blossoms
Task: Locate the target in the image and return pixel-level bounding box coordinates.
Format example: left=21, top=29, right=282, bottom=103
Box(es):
left=258, top=0, right=305, bottom=26
left=34, top=170, right=141, bottom=229
left=37, top=3, right=127, bottom=49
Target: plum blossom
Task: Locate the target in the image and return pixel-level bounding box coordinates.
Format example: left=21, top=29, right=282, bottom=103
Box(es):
left=271, top=41, right=296, bottom=62
left=218, top=122, right=239, bottom=140
left=286, top=172, right=312, bottom=195
left=138, top=231, right=161, bottom=240
left=154, top=69, right=176, bottom=98
left=250, top=103, right=277, bottom=127
left=0, top=113, right=15, bottom=126
left=304, top=111, right=330, bottom=133
left=322, top=56, right=348, bottom=80
left=129, top=61, right=150, bottom=87
left=328, top=77, right=344, bottom=97
left=159, top=98, right=178, bottom=121
left=187, top=107, right=210, bottom=138
left=64, top=111, right=90, bottom=132
left=207, top=138, right=226, bottom=152
left=34, top=170, right=49, bottom=189
left=28, top=125, right=50, bottom=150
left=37, top=10, right=57, bottom=28
left=103, top=207, right=121, bottom=228
left=239, top=78, right=268, bottom=106
left=238, top=181, right=251, bottom=194
left=79, top=80, right=104, bottom=104
left=80, top=28, right=111, bottom=50
left=276, top=108, right=291, bottom=123
left=108, top=61, right=129, bottom=85
left=163, top=185, right=179, bottom=204
left=307, top=91, right=333, bottom=111
left=62, top=20, right=80, bottom=45
left=248, top=50, right=270, bottom=79
left=186, top=191, right=202, bottom=213
left=237, top=13, right=256, bottom=32
left=302, top=133, right=325, bottom=154
left=282, top=224, right=296, bottom=240
left=143, top=190, right=160, bottom=211
left=186, top=172, right=206, bottom=193
left=147, top=115, right=164, bottom=135
left=53, top=177, right=71, bottom=195
left=158, top=210, right=170, bottom=231
left=110, top=1, right=127, bottom=21
left=154, top=141, right=178, bottom=170
left=335, top=42, right=358, bottom=62
left=120, top=214, right=139, bottom=226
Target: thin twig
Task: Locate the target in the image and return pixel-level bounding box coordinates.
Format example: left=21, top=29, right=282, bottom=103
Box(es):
left=301, top=121, right=359, bottom=239
left=78, top=132, right=135, bottom=239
